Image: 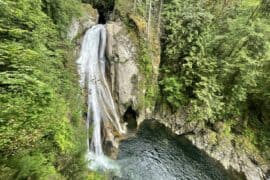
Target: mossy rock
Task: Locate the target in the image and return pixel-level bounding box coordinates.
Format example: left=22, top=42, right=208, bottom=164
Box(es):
left=70, top=4, right=98, bottom=41
left=128, top=14, right=147, bottom=34
left=81, top=3, right=98, bottom=20
left=115, top=0, right=133, bottom=17
left=80, top=3, right=98, bottom=21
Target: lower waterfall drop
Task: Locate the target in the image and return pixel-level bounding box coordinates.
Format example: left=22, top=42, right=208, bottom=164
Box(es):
left=76, top=24, right=125, bottom=171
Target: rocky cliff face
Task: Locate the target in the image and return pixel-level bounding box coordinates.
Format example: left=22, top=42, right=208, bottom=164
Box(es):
left=106, top=21, right=139, bottom=119
left=106, top=22, right=270, bottom=177
left=104, top=21, right=141, bottom=158
left=68, top=3, right=158, bottom=158
left=153, top=107, right=270, bottom=180
left=104, top=19, right=160, bottom=156
left=70, top=3, right=269, bottom=180
left=186, top=131, right=267, bottom=180
left=67, top=4, right=98, bottom=41
left=105, top=19, right=160, bottom=127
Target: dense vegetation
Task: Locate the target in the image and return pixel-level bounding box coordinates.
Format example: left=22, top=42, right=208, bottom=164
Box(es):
left=1, top=0, right=269, bottom=179
left=160, top=0, right=270, bottom=160
left=0, top=0, right=88, bottom=179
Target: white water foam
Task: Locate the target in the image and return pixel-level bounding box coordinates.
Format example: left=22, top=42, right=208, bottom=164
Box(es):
left=77, top=24, right=125, bottom=172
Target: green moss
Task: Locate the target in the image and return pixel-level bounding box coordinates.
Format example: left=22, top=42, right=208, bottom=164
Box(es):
left=82, top=3, right=98, bottom=18
left=208, top=132, right=218, bottom=145
left=115, top=0, right=134, bottom=17
left=88, top=171, right=107, bottom=180
left=115, top=2, right=161, bottom=110
left=136, top=40, right=158, bottom=109
left=128, top=14, right=147, bottom=34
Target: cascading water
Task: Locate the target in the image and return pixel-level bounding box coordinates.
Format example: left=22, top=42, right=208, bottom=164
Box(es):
left=75, top=24, right=242, bottom=180
left=77, top=24, right=125, bottom=171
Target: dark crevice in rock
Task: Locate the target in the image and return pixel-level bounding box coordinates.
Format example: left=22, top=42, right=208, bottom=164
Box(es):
left=123, top=106, right=138, bottom=130
left=266, top=170, right=270, bottom=179
left=83, top=0, right=115, bottom=24
left=98, top=12, right=107, bottom=24
left=103, top=140, right=114, bottom=156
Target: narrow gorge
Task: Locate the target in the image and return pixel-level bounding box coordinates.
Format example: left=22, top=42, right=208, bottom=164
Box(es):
left=75, top=18, right=243, bottom=180
left=1, top=0, right=270, bottom=180
left=70, top=1, right=270, bottom=179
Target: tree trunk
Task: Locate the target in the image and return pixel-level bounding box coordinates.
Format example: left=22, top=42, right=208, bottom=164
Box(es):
left=147, top=0, right=152, bottom=40
left=157, top=0, right=163, bottom=35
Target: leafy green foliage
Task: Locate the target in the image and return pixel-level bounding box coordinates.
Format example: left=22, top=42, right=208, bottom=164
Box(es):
left=161, top=0, right=270, bottom=156
left=138, top=40, right=157, bottom=108
left=0, top=0, right=87, bottom=178
left=159, top=76, right=185, bottom=108
left=161, top=0, right=223, bottom=121
left=42, top=0, right=81, bottom=35
left=260, top=0, right=270, bottom=16
left=9, top=153, right=60, bottom=179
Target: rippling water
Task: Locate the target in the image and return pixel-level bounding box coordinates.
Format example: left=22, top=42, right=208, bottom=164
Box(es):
left=114, top=120, right=242, bottom=180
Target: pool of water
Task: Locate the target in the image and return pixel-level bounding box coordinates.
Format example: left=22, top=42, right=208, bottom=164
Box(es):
left=113, top=120, right=244, bottom=180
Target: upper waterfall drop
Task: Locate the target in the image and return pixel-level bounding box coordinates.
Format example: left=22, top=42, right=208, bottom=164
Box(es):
left=76, top=24, right=126, bottom=165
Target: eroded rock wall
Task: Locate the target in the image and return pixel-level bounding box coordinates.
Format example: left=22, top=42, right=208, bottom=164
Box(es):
left=69, top=2, right=270, bottom=180
left=153, top=107, right=269, bottom=180
left=67, top=4, right=98, bottom=41
left=106, top=21, right=139, bottom=118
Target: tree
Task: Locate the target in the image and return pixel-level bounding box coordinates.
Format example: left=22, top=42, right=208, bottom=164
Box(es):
left=0, top=0, right=86, bottom=178
left=147, top=0, right=152, bottom=39
left=160, top=0, right=270, bottom=156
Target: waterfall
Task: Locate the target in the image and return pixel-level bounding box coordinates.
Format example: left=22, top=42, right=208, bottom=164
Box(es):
left=77, top=24, right=125, bottom=170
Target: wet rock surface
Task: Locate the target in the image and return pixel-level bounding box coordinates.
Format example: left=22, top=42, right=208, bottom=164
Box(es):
left=106, top=21, right=140, bottom=119
left=153, top=107, right=269, bottom=180
left=70, top=5, right=269, bottom=179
